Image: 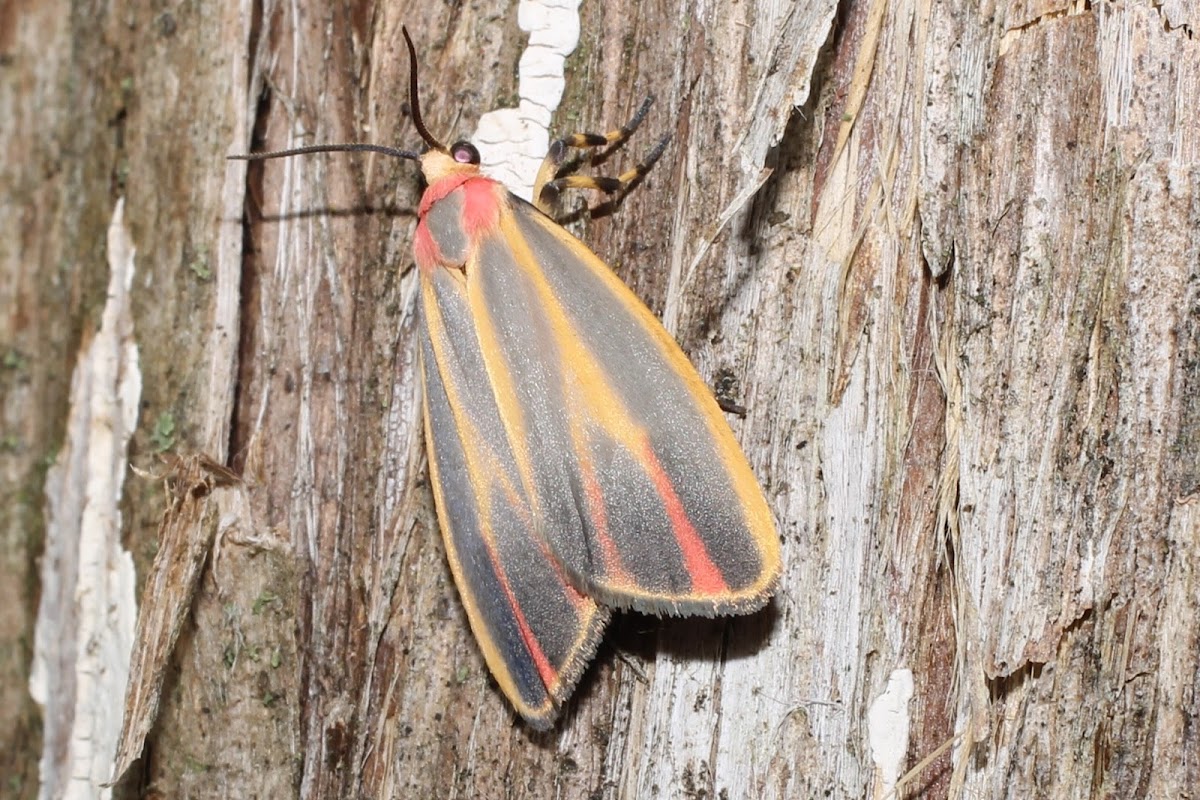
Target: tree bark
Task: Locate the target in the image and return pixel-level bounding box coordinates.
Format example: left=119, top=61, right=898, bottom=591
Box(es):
left=4, top=0, right=1198, bottom=798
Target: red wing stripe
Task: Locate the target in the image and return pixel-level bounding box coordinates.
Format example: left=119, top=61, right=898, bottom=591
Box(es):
left=414, top=221, right=442, bottom=272
left=418, top=172, right=472, bottom=216
left=640, top=437, right=728, bottom=594
left=580, top=456, right=633, bottom=584
left=488, top=544, right=559, bottom=690
left=460, top=179, right=502, bottom=236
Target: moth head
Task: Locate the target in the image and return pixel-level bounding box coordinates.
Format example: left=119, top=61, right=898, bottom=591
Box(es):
left=419, top=140, right=481, bottom=184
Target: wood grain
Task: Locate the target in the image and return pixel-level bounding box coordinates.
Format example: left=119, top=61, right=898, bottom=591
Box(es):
left=4, top=0, right=1198, bottom=797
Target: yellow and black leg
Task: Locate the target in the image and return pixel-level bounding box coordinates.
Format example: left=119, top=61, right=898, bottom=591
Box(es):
left=533, top=96, right=671, bottom=217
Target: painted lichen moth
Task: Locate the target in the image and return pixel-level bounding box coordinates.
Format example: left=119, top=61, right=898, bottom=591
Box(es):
left=232, top=27, right=781, bottom=729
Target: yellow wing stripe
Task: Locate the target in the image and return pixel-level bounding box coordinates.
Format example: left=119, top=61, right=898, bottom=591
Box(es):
left=488, top=206, right=778, bottom=601
left=422, top=277, right=539, bottom=712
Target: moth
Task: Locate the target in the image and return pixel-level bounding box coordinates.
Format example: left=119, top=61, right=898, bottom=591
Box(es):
left=233, top=28, right=780, bottom=729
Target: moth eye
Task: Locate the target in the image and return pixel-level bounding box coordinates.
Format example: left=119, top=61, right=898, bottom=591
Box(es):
left=451, top=141, right=480, bottom=165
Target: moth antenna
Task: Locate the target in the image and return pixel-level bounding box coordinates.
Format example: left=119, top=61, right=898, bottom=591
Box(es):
left=229, top=142, right=419, bottom=161
left=402, top=26, right=445, bottom=152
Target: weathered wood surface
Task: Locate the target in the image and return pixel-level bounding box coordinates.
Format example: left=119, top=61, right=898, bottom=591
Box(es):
left=4, top=0, right=1198, bottom=797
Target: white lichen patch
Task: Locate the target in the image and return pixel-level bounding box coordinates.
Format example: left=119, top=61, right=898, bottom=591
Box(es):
left=473, top=0, right=583, bottom=200
left=867, top=668, right=914, bottom=799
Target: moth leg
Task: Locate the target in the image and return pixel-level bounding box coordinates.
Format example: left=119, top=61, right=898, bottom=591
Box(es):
left=534, top=96, right=657, bottom=214
left=546, top=136, right=672, bottom=222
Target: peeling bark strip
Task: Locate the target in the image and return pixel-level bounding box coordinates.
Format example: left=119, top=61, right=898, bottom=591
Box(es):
left=6, top=0, right=1198, bottom=797
left=30, top=200, right=140, bottom=800
left=110, top=455, right=240, bottom=787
